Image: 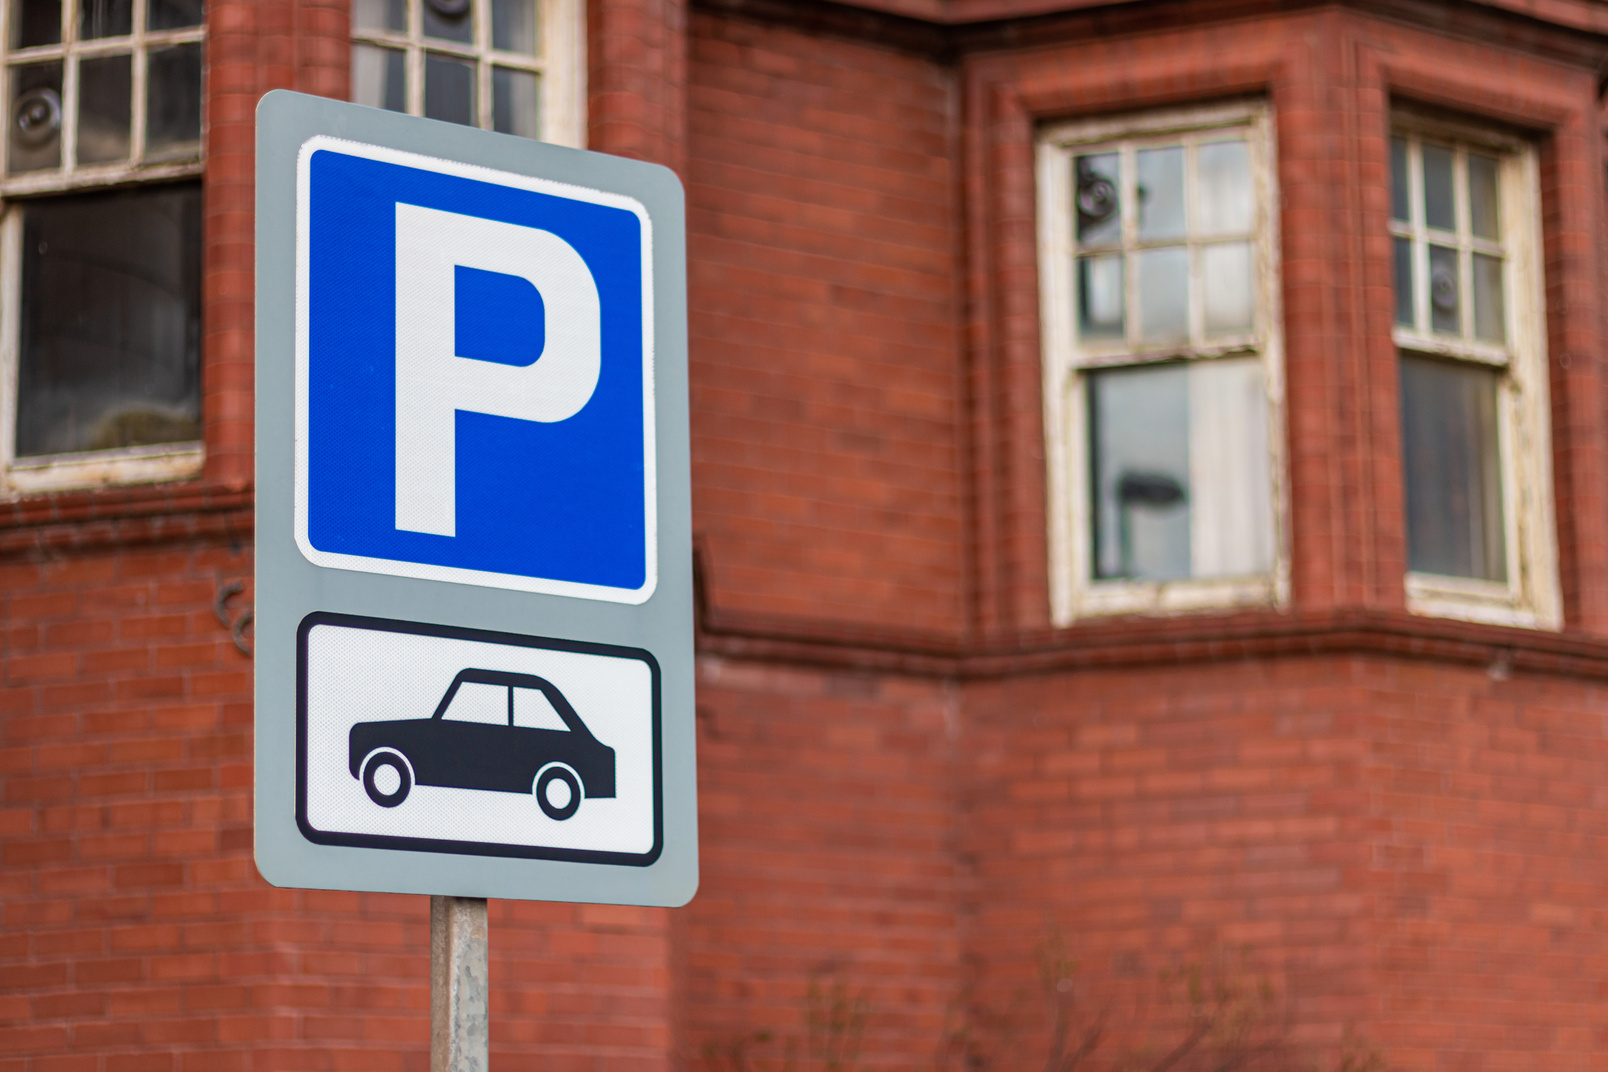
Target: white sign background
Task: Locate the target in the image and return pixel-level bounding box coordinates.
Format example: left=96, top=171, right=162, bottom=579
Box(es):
left=302, top=622, right=656, bottom=855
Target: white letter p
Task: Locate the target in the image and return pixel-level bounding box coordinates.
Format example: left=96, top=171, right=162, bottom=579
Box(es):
left=393, top=203, right=601, bottom=537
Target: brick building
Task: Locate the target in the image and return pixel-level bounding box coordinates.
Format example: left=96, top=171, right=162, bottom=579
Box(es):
left=7, top=0, right=1608, bottom=1067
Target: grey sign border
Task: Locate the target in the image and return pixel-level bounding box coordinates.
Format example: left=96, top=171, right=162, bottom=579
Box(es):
left=254, top=90, right=697, bottom=907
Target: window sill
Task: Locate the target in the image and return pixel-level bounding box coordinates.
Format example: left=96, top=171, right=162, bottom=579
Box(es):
left=1406, top=571, right=1559, bottom=631
left=1057, top=572, right=1286, bottom=626
left=5, top=442, right=205, bottom=499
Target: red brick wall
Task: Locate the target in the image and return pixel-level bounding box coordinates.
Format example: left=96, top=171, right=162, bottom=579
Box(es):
left=686, top=12, right=965, bottom=636
left=683, top=658, right=962, bottom=1068
left=961, top=655, right=1608, bottom=1068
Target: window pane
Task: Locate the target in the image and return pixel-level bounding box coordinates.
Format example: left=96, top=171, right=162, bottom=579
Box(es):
left=1077, top=254, right=1123, bottom=341
left=1429, top=244, right=1459, bottom=334
left=11, top=0, right=60, bottom=48
left=1089, top=363, right=1190, bottom=581
left=148, top=0, right=201, bottom=29
left=1400, top=355, right=1505, bottom=581
left=422, top=0, right=473, bottom=43
left=8, top=61, right=62, bottom=174
left=1137, top=246, right=1188, bottom=343
left=1469, top=152, right=1500, bottom=241
left=1075, top=152, right=1121, bottom=247
left=1473, top=253, right=1504, bottom=343
left=1197, top=140, right=1252, bottom=236
left=1187, top=357, right=1273, bottom=578
left=424, top=53, right=475, bottom=126
left=1136, top=145, right=1184, bottom=241
left=77, top=53, right=131, bottom=165
left=352, top=43, right=406, bottom=113
left=1390, top=136, right=1409, bottom=222
left=492, top=66, right=539, bottom=138
left=352, top=0, right=406, bottom=32
left=1393, top=236, right=1413, bottom=327
left=443, top=681, right=506, bottom=724
left=492, top=0, right=537, bottom=54
left=1422, top=143, right=1454, bottom=231
left=512, top=688, right=567, bottom=730
left=79, top=0, right=131, bottom=38
left=145, top=43, right=202, bottom=161
left=15, top=184, right=202, bottom=457
left=1201, top=241, right=1253, bottom=336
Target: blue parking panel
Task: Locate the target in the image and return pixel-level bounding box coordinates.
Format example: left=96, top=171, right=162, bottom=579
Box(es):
left=299, top=145, right=652, bottom=598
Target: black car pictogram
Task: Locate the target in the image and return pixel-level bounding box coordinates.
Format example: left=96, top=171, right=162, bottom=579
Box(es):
left=348, top=668, right=616, bottom=819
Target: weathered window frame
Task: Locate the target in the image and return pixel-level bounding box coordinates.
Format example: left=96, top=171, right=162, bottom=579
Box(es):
left=0, top=0, right=206, bottom=498
left=349, top=0, right=585, bottom=149
left=1036, top=100, right=1289, bottom=625
left=1391, top=112, right=1560, bottom=630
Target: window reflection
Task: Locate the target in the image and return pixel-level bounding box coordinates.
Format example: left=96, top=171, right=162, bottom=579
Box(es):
left=15, top=183, right=202, bottom=457
left=1400, top=355, right=1505, bottom=581
left=11, top=0, right=60, bottom=48
left=1089, top=357, right=1272, bottom=583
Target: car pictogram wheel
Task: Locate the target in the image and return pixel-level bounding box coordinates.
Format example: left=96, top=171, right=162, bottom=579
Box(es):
left=535, top=764, right=582, bottom=821
left=362, top=750, right=413, bottom=807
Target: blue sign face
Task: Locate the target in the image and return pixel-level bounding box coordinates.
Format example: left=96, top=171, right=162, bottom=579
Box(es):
left=295, top=140, right=655, bottom=603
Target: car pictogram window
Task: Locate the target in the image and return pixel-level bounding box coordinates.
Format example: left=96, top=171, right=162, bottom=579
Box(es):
left=512, top=686, right=567, bottom=730
left=442, top=680, right=506, bottom=724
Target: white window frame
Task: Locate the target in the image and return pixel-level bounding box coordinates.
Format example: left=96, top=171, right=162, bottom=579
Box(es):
left=350, top=0, right=586, bottom=150
left=1036, top=100, right=1289, bottom=626
left=0, top=0, right=206, bottom=498
left=1391, top=112, right=1560, bottom=630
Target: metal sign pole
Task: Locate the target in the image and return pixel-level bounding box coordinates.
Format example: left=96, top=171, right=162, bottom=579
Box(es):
left=431, top=896, right=489, bottom=1072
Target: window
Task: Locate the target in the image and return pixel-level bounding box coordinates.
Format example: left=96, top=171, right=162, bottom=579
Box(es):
left=442, top=680, right=508, bottom=724
left=512, top=686, right=567, bottom=730
left=1036, top=102, right=1287, bottom=623
left=350, top=0, right=584, bottom=149
left=1390, top=118, right=1559, bottom=628
left=0, top=0, right=204, bottom=497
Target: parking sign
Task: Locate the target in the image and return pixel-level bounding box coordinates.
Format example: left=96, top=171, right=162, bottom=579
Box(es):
left=254, top=91, right=696, bottom=906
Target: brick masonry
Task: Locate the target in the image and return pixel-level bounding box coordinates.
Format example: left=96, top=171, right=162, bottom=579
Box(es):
left=8, top=0, right=1608, bottom=1069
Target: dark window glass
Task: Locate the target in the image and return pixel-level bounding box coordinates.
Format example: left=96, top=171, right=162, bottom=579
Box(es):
left=79, top=0, right=132, bottom=38
left=1469, top=153, right=1500, bottom=240
left=8, top=61, right=62, bottom=174
left=1074, top=152, right=1121, bottom=246
left=1422, top=144, right=1455, bottom=232
left=422, top=0, right=472, bottom=42
left=148, top=0, right=202, bottom=30
left=492, top=66, right=538, bottom=138
left=77, top=53, right=131, bottom=164
left=1077, top=254, right=1124, bottom=340
left=11, top=0, right=61, bottom=48
left=145, top=42, right=202, bottom=160
left=491, top=0, right=537, bottom=54
left=1429, top=244, right=1459, bottom=334
left=15, top=183, right=202, bottom=457
left=1389, top=136, right=1409, bottom=222
left=1400, top=354, right=1506, bottom=581
left=424, top=52, right=474, bottom=126
left=1393, top=236, right=1413, bottom=327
